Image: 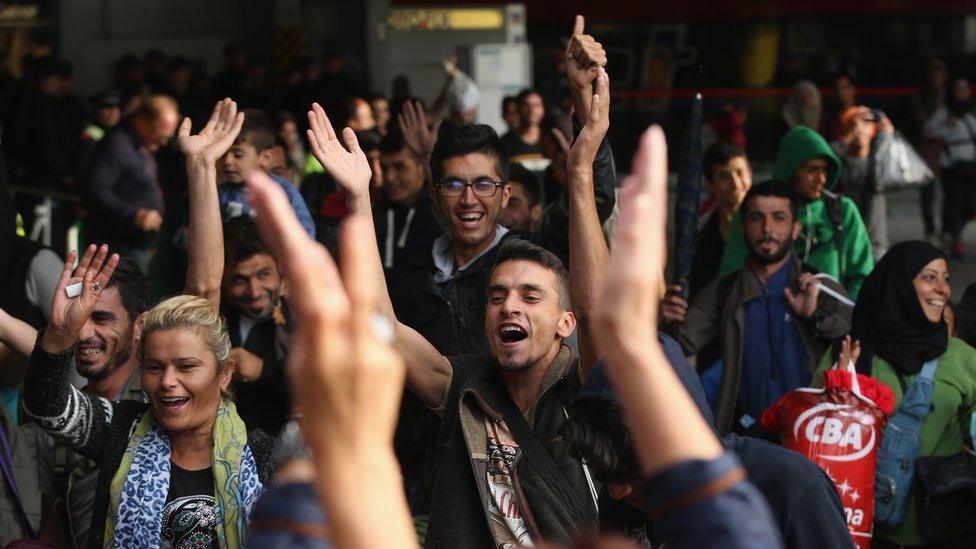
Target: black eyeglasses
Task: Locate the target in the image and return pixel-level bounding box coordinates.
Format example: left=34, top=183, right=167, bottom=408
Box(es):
left=435, top=178, right=504, bottom=197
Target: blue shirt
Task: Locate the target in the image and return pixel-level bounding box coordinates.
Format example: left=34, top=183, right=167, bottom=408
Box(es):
left=219, top=173, right=315, bottom=237
left=739, top=262, right=809, bottom=420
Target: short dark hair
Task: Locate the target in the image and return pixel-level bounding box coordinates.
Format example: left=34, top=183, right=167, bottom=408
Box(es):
left=337, top=96, right=366, bottom=127
left=430, top=124, right=509, bottom=185
left=357, top=129, right=383, bottom=153
left=490, top=239, right=570, bottom=310
left=740, top=180, right=798, bottom=221
left=223, top=216, right=274, bottom=267
left=236, top=109, right=275, bottom=152
left=702, top=142, right=747, bottom=182
left=516, top=88, right=542, bottom=105
left=506, top=163, right=541, bottom=207
left=502, top=95, right=517, bottom=110
left=378, top=130, right=409, bottom=156
left=561, top=399, right=639, bottom=484
left=105, top=257, right=148, bottom=321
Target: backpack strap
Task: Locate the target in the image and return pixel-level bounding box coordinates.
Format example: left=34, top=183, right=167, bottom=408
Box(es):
left=823, top=192, right=846, bottom=283
left=483, top=377, right=591, bottom=523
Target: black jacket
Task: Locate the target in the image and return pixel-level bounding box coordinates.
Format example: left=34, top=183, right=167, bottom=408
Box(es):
left=82, top=122, right=164, bottom=248
left=425, top=349, right=598, bottom=548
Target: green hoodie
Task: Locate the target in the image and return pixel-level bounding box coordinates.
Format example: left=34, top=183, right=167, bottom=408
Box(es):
left=718, top=126, right=874, bottom=297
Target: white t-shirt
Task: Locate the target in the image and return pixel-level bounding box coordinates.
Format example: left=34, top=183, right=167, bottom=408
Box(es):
left=238, top=315, right=258, bottom=345
left=484, top=417, right=534, bottom=548
left=924, top=107, right=976, bottom=168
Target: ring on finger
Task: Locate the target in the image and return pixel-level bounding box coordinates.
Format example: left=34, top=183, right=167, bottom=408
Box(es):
left=370, top=313, right=395, bottom=344
left=92, top=281, right=101, bottom=293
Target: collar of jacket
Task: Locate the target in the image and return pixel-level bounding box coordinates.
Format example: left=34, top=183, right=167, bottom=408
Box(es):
left=456, top=345, right=575, bottom=541
left=738, top=254, right=806, bottom=302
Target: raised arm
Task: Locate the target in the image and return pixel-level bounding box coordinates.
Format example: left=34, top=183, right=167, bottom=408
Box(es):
left=25, top=245, right=120, bottom=460
left=533, top=17, right=616, bottom=262
left=0, top=307, right=38, bottom=357
left=568, top=68, right=611, bottom=378
left=398, top=99, right=441, bottom=185
left=594, top=128, right=780, bottom=547
left=178, top=99, right=245, bottom=312
left=306, top=104, right=451, bottom=407
left=245, top=173, right=416, bottom=549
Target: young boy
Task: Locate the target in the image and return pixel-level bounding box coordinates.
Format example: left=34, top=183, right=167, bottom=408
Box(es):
left=218, top=109, right=315, bottom=235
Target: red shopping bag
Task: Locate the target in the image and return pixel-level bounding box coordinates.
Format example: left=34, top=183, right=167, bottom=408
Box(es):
left=761, top=361, right=895, bottom=549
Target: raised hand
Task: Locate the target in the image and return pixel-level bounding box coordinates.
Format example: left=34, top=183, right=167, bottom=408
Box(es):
left=397, top=100, right=441, bottom=162
left=245, top=170, right=403, bottom=453
left=567, top=67, right=610, bottom=172
left=306, top=102, right=372, bottom=200
left=177, top=98, right=245, bottom=163
left=565, top=15, right=608, bottom=113
left=784, top=272, right=820, bottom=319
left=245, top=169, right=413, bottom=548
left=41, top=244, right=120, bottom=353
left=838, top=335, right=862, bottom=370
left=594, top=127, right=668, bottom=349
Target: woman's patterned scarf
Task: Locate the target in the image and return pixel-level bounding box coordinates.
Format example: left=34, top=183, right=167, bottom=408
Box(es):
left=103, top=400, right=263, bottom=548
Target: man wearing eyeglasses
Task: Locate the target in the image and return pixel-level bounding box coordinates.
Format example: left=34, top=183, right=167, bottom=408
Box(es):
left=387, top=119, right=615, bottom=357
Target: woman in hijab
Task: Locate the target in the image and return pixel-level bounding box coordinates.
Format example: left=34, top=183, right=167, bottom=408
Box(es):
left=781, top=80, right=823, bottom=132
left=814, top=241, right=976, bottom=548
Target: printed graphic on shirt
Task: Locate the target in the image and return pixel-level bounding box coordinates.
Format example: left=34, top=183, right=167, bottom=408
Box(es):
left=485, top=418, right=534, bottom=548
left=161, top=494, right=218, bottom=548
left=163, top=464, right=218, bottom=548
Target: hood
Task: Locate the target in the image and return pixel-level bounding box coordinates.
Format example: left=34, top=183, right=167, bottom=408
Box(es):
left=772, top=125, right=842, bottom=192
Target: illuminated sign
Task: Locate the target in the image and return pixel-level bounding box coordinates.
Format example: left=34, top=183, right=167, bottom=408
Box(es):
left=387, top=8, right=505, bottom=31
left=0, top=3, right=38, bottom=21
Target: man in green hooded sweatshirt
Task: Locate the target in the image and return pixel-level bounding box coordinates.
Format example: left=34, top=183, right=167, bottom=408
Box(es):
left=718, top=126, right=874, bottom=297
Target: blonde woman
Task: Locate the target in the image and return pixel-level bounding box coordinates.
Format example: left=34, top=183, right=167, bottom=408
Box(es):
left=23, top=245, right=274, bottom=548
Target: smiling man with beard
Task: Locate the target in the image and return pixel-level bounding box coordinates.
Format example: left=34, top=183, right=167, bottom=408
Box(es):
left=663, top=181, right=854, bottom=436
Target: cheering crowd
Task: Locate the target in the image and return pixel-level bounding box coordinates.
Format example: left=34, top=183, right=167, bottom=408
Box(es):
left=1, top=13, right=976, bottom=549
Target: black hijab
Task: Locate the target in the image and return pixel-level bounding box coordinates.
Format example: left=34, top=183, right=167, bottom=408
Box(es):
left=851, top=241, right=949, bottom=375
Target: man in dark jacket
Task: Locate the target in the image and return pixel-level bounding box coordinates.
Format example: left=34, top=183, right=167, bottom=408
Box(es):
left=82, top=95, right=179, bottom=272
left=663, top=181, right=854, bottom=435
left=374, top=131, right=443, bottom=277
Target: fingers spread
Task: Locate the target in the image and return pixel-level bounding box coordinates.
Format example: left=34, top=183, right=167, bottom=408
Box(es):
left=312, top=102, right=337, bottom=141
left=57, top=250, right=77, bottom=291
left=94, top=253, right=120, bottom=289
left=342, top=127, right=362, bottom=154
left=178, top=117, right=192, bottom=139
left=74, top=244, right=97, bottom=277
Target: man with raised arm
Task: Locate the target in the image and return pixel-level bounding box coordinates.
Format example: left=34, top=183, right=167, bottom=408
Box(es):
left=352, top=16, right=613, bottom=358
left=304, top=46, right=614, bottom=548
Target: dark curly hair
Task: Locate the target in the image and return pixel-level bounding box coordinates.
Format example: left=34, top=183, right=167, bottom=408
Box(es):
left=560, top=399, right=640, bottom=485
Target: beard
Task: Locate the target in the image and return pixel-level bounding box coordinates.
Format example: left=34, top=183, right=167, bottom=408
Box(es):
left=747, top=235, right=794, bottom=265
left=77, top=324, right=135, bottom=382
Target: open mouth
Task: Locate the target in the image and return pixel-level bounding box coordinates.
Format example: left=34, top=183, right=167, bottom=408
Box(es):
left=77, top=344, right=105, bottom=362
left=158, top=396, right=189, bottom=410
left=499, top=324, right=528, bottom=344
left=456, top=211, right=485, bottom=229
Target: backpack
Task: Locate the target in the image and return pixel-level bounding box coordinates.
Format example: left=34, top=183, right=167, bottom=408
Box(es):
left=874, top=359, right=938, bottom=528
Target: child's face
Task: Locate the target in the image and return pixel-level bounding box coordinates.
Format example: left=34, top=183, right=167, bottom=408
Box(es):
left=222, top=141, right=264, bottom=184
